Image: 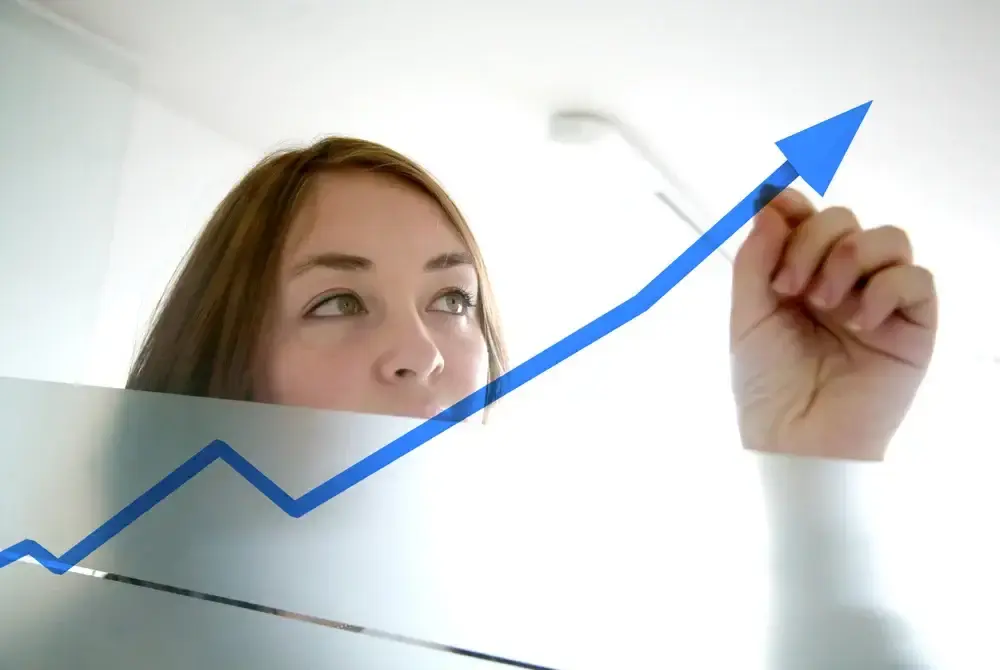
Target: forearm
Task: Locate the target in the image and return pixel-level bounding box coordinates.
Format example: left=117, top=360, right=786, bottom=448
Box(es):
left=758, top=452, right=931, bottom=669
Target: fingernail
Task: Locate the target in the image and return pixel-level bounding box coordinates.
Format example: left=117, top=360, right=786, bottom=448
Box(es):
left=754, top=184, right=783, bottom=212
left=809, top=280, right=834, bottom=308
left=782, top=187, right=809, bottom=205
left=772, top=268, right=795, bottom=294
left=751, top=207, right=773, bottom=232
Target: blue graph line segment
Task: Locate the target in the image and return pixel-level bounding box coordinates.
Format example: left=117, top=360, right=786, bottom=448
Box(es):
left=1, top=101, right=871, bottom=575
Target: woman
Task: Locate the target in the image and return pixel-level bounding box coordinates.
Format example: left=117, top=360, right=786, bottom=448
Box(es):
left=126, top=136, right=937, bottom=668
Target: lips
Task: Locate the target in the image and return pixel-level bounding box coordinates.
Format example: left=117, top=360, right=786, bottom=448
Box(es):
left=356, top=398, right=453, bottom=422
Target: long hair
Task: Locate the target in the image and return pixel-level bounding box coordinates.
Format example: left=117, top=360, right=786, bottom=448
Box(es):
left=126, top=137, right=509, bottom=409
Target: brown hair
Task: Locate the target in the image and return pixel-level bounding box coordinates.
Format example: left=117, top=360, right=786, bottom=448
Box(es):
left=126, top=136, right=509, bottom=410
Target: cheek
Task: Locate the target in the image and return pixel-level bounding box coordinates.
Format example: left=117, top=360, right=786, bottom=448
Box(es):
left=264, top=332, right=370, bottom=411
left=260, top=319, right=491, bottom=412
left=437, top=323, right=490, bottom=393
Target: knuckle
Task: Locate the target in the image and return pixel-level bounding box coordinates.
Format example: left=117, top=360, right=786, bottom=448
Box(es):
left=832, top=232, right=862, bottom=266
left=863, top=271, right=896, bottom=303
left=881, top=225, right=914, bottom=257
left=800, top=207, right=860, bottom=255
left=869, top=267, right=895, bottom=289
left=916, top=265, right=936, bottom=288
left=824, top=206, right=861, bottom=230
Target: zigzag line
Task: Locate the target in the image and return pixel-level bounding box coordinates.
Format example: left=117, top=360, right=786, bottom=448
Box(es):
left=0, top=172, right=789, bottom=575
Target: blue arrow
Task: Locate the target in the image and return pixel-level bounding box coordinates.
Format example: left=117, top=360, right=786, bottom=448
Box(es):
left=2, top=101, right=872, bottom=575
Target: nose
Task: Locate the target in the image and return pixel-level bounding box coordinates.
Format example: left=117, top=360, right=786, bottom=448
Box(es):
left=374, top=313, right=445, bottom=386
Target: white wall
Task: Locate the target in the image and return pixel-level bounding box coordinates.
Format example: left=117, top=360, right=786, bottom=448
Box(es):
left=82, top=96, right=255, bottom=388
left=0, top=0, right=256, bottom=389
left=0, top=0, right=135, bottom=384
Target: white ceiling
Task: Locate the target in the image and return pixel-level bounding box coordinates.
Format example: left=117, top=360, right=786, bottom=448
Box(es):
left=27, top=0, right=1000, bottom=359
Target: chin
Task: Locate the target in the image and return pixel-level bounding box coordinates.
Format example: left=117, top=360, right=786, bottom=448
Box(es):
left=297, top=398, right=462, bottom=424
left=361, top=404, right=448, bottom=422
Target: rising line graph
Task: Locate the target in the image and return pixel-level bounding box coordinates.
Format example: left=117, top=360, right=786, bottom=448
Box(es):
left=1, top=101, right=872, bottom=576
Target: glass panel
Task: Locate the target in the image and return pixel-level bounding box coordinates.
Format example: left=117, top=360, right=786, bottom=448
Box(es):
left=0, top=560, right=506, bottom=669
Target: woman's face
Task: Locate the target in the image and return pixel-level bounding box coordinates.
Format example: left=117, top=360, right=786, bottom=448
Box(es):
left=259, top=171, right=489, bottom=419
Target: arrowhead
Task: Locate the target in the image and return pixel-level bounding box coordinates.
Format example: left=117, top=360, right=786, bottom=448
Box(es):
left=775, top=101, right=872, bottom=196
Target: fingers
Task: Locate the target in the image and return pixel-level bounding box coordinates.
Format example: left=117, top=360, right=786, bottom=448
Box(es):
left=850, top=265, right=937, bottom=331
left=766, top=203, right=937, bottom=333
left=731, top=187, right=937, bottom=344
left=730, top=205, right=792, bottom=344
left=734, top=207, right=790, bottom=293
left=765, top=188, right=817, bottom=228
left=730, top=187, right=816, bottom=344
left=734, top=187, right=818, bottom=283
left=806, top=226, right=913, bottom=311
left=771, top=206, right=862, bottom=296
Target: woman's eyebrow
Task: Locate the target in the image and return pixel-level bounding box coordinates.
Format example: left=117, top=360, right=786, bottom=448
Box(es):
left=291, top=252, right=372, bottom=276
left=291, top=250, right=473, bottom=277
left=424, top=251, right=474, bottom=271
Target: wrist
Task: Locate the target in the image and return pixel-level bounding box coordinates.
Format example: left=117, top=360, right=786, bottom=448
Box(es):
left=757, top=451, right=884, bottom=608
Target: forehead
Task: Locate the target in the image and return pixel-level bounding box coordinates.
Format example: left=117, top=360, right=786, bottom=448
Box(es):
left=285, top=171, right=468, bottom=266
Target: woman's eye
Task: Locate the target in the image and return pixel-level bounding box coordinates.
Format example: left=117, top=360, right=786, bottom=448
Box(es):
left=430, top=290, right=474, bottom=316
left=309, top=293, right=365, bottom=318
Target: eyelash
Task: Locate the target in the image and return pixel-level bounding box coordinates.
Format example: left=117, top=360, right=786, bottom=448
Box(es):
left=305, top=291, right=365, bottom=319
left=442, top=288, right=477, bottom=312
left=305, top=288, right=477, bottom=319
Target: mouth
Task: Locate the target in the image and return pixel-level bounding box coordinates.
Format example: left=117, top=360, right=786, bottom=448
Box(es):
left=358, top=400, right=462, bottom=423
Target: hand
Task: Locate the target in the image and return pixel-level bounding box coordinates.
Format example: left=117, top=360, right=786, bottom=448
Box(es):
left=729, top=188, right=938, bottom=461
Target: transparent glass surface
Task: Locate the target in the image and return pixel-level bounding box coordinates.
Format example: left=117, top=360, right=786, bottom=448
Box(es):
left=0, top=376, right=774, bottom=669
